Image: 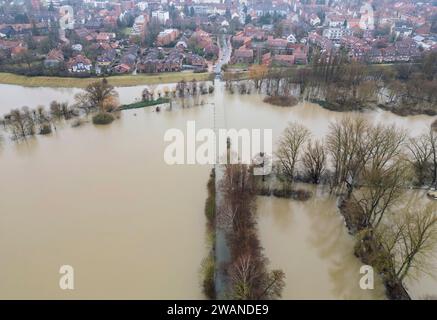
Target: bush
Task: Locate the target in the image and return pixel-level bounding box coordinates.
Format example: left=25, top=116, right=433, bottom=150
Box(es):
left=39, top=124, right=52, bottom=135
left=339, top=198, right=367, bottom=234
left=204, top=170, right=216, bottom=228
left=92, top=112, right=114, bottom=125
left=201, top=253, right=216, bottom=299
left=267, top=187, right=312, bottom=201
left=263, top=95, right=298, bottom=107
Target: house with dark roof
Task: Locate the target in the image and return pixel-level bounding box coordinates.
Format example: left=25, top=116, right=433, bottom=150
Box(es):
left=96, top=49, right=117, bottom=67
left=232, top=47, right=254, bottom=64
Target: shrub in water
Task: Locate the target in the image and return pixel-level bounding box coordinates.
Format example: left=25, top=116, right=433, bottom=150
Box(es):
left=263, top=95, right=298, bottom=107
left=71, top=118, right=84, bottom=128
left=92, top=112, right=114, bottom=125
left=39, top=124, right=52, bottom=135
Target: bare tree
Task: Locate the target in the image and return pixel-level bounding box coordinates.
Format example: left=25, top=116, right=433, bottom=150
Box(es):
left=4, top=107, right=35, bottom=140
left=229, top=253, right=259, bottom=300
left=376, top=202, right=437, bottom=282
left=427, top=129, right=437, bottom=189
left=348, top=124, right=408, bottom=229
left=257, top=269, right=285, bottom=300
left=75, top=78, right=119, bottom=113
left=33, top=105, right=52, bottom=134
left=365, top=124, right=406, bottom=171
left=326, top=117, right=369, bottom=196
left=176, top=79, right=187, bottom=97
left=276, top=122, right=310, bottom=183
left=220, top=163, right=284, bottom=300
left=407, top=133, right=432, bottom=186
left=50, top=101, right=78, bottom=120
left=141, top=87, right=153, bottom=101
left=353, top=160, right=411, bottom=229
left=302, top=139, right=326, bottom=184
left=228, top=251, right=285, bottom=300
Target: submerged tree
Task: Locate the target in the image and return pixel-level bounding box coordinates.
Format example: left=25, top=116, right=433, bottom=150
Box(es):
left=326, top=117, right=369, bottom=196
left=220, top=164, right=285, bottom=300
left=75, top=78, right=119, bottom=113
left=427, top=129, right=437, bottom=189
left=276, top=122, right=310, bottom=183
left=353, top=159, right=410, bottom=229
left=4, top=107, right=35, bottom=140
left=50, top=101, right=78, bottom=120
left=408, top=133, right=433, bottom=186
left=375, top=202, right=437, bottom=282
left=302, top=139, right=326, bottom=184
left=33, top=106, right=52, bottom=135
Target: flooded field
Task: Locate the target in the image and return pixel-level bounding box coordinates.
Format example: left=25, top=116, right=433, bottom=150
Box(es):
left=0, top=82, right=435, bottom=299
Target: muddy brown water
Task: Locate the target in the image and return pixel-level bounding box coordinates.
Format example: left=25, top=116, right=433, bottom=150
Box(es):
left=0, top=82, right=435, bottom=299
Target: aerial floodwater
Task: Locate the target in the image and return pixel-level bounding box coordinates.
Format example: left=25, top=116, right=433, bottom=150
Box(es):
left=0, top=82, right=435, bottom=299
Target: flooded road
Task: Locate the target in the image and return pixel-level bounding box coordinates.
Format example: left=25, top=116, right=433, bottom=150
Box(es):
left=0, top=82, right=435, bottom=299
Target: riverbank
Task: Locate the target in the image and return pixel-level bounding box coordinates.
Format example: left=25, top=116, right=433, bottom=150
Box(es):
left=338, top=198, right=411, bottom=300
left=0, top=72, right=214, bottom=88
left=201, top=169, right=216, bottom=299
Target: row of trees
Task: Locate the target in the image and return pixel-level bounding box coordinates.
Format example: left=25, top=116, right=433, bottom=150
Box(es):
left=140, top=79, right=214, bottom=110
left=219, top=164, right=285, bottom=299
left=142, top=80, right=214, bottom=101
left=0, top=102, right=77, bottom=140
left=274, top=119, right=437, bottom=191
left=201, top=170, right=216, bottom=299
left=256, top=118, right=437, bottom=298
left=241, top=52, right=437, bottom=115
left=0, top=79, right=120, bottom=141
left=271, top=119, right=437, bottom=298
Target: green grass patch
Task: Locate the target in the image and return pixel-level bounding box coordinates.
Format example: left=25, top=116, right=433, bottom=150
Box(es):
left=120, top=97, right=171, bottom=110
left=0, top=71, right=214, bottom=88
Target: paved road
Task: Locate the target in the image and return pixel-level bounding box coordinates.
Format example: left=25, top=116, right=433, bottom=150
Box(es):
left=214, top=34, right=232, bottom=75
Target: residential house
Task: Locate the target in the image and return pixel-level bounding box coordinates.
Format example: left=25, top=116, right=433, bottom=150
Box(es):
left=322, top=27, right=351, bottom=40
left=44, top=49, right=64, bottom=67
left=156, top=29, right=180, bottom=47
left=232, top=47, right=254, bottom=64
left=290, top=44, right=309, bottom=64
left=308, top=32, right=334, bottom=52
left=309, top=14, right=321, bottom=26
left=391, top=21, right=413, bottom=39
left=184, top=53, right=207, bottom=69
left=66, top=54, right=93, bottom=73
left=151, top=10, right=169, bottom=24
left=272, top=54, right=295, bottom=67
left=96, top=48, right=116, bottom=67
left=138, top=48, right=184, bottom=73
left=266, top=37, right=291, bottom=55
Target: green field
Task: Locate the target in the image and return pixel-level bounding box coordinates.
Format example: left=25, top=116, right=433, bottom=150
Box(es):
left=0, top=72, right=214, bottom=88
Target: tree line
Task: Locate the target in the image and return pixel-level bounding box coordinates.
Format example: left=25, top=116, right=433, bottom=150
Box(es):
left=0, top=79, right=122, bottom=141
left=217, top=163, right=285, bottom=299
left=264, top=118, right=437, bottom=299
left=236, top=52, right=437, bottom=116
